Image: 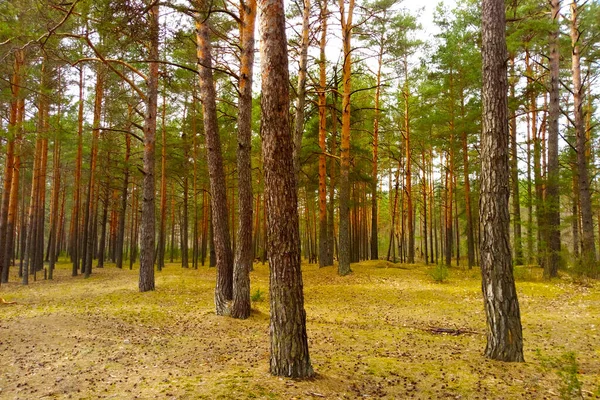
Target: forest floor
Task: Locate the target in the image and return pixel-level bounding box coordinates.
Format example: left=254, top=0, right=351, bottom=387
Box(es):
left=0, top=259, right=599, bottom=399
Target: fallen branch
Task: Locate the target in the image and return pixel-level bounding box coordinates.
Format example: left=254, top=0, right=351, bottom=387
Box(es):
left=425, top=326, right=480, bottom=336
left=0, top=298, right=17, bottom=305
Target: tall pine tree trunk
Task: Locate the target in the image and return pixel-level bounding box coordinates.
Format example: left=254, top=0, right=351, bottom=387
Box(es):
left=509, top=57, right=523, bottom=265
left=545, top=0, right=561, bottom=278
left=480, top=0, right=524, bottom=362
left=293, top=0, right=311, bottom=177
left=232, top=0, right=256, bottom=319
left=196, top=0, right=233, bottom=313
left=570, top=0, right=596, bottom=275
left=338, top=0, right=355, bottom=276
left=259, top=0, right=313, bottom=376
left=139, top=1, right=160, bottom=291
left=317, top=0, right=331, bottom=267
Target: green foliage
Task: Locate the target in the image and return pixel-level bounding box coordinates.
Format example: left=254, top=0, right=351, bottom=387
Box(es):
left=537, top=350, right=583, bottom=400
left=428, top=263, right=449, bottom=283
left=250, top=288, right=264, bottom=303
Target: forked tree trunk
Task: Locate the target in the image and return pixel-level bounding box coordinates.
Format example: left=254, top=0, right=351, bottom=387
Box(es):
left=259, top=0, right=313, bottom=378
left=232, top=0, right=257, bottom=320
left=195, top=0, right=234, bottom=314
left=480, top=0, right=524, bottom=362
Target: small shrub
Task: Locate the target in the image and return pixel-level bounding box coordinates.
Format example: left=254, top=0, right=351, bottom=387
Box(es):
left=537, top=350, right=583, bottom=399
left=429, top=264, right=449, bottom=283
left=251, top=288, right=264, bottom=302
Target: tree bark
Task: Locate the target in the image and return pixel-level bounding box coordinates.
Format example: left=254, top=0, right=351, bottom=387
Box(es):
left=157, top=86, right=168, bottom=271
left=570, top=0, right=596, bottom=275
left=84, top=65, right=105, bottom=278
left=139, top=1, right=160, bottom=292
left=195, top=0, right=234, bottom=314
left=70, top=68, right=85, bottom=276
left=232, top=0, right=257, bottom=320
left=480, top=0, right=524, bottom=362
left=403, top=55, right=414, bottom=264
left=116, top=129, right=131, bottom=269
left=545, top=0, right=561, bottom=278
left=509, top=57, right=523, bottom=266
left=317, top=0, right=331, bottom=267
left=0, top=50, right=23, bottom=284
left=259, top=0, right=314, bottom=377
left=338, top=0, right=355, bottom=276
left=293, top=0, right=311, bottom=177
left=460, top=87, right=475, bottom=269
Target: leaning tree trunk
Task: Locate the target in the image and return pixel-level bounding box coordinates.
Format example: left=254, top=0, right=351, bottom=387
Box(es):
left=480, top=0, right=524, bottom=362
left=195, top=0, right=234, bottom=314
left=259, top=0, right=314, bottom=378
left=139, top=1, right=160, bottom=292
left=545, top=0, right=561, bottom=279
left=231, top=0, right=257, bottom=320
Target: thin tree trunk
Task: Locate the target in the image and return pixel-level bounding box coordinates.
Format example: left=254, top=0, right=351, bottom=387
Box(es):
left=338, top=0, right=355, bottom=276
left=97, top=177, right=109, bottom=268
left=116, top=123, right=131, bottom=269
left=83, top=66, right=105, bottom=278
left=157, top=84, right=168, bottom=271
left=0, top=50, right=23, bottom=284
left=403, top=56, right=414, bottom=264
left=545, top=0, right=561, bottom=278
left=570, top=0, right=596, bottom=275
left=327, top=86, right=338, bottom=264
left=459, top=86, right=475, bottom=268
left=196, top=1, right=234, bottom=313
left=509, top=57, right=523, bottom=265
left=293, top=0, right=311, bottom=177
left=317, top=0, right=330, bottom=267
left=48, top=120, right=62, bottom=279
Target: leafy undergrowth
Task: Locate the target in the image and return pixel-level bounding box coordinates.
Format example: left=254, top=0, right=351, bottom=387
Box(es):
left=1, top=260, right=599, bottom=399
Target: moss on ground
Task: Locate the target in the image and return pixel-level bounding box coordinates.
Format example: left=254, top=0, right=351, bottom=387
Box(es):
left=0, top=259, right=598, bottom=399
